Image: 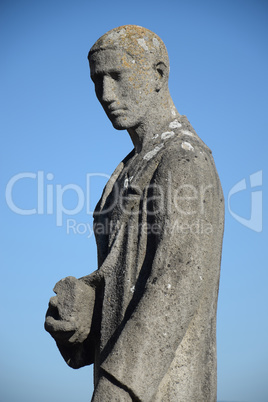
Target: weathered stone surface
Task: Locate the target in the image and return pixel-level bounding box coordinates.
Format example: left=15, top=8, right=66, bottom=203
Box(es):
left=45, top=25, right=224, bottom=401
left=45, top=276, right=94, bottom=344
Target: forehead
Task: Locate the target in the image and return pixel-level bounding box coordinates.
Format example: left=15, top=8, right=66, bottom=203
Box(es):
left=90, top=49, right=141, bottom=75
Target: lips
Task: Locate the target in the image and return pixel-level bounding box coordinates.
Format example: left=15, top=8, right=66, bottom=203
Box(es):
left=110, top=109, right=125, bottom=116
left=107, top=106, right=127, bottom=117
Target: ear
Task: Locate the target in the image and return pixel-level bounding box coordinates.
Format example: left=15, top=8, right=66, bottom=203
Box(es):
left=154, top=62, right=168, bottom=92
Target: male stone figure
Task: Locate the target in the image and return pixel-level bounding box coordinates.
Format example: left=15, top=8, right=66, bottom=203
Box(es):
left=45, top=25, right=224, bottom=401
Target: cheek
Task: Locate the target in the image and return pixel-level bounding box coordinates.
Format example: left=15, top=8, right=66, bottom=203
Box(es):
left=122, top=71, right=147, bottom=97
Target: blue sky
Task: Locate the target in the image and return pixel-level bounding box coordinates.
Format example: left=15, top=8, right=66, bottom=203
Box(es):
left=0, top=1, right=267, bottom=401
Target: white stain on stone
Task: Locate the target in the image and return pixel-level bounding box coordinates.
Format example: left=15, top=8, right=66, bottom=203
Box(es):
left=161, top=131, right=175, bottom=140
left=181, top=129, right=194, bottom=137
left=167, top=284, right=171, bottom=289
left=152, top=133, right=159, bottom=139
left=106, top=31, right=122, bottom=43
left=124, top=178, right=129, bottom=188
left=144, top=144, right=164, bottom=160
left=129, top=176, right=134, bottom=182
left=137, top=38, right=149, bottom=51
left=171, top=109, right=176, bottom=116
left=153, top=37, right=160, bottom=47
left=132, top=59, right=135, bottom=64
left=199, top=276, right=203, bottom=280
left=181, top=141, right=194, bottom=151
left=169, top=119, right=182, bottom=129
left=130, top=286, right=135, bottom=293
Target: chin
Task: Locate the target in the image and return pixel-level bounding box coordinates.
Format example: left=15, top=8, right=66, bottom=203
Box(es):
left=111, top=121, right=127, bottom=130
left=110, top=117, right=132, bottom=131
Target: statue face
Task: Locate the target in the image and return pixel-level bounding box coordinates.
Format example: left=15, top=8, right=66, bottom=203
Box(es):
left=89, top=49, right=156, bottom=130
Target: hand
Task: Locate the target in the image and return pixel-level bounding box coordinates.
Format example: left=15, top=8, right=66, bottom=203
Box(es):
left=45, top=276, right=95, bottom=345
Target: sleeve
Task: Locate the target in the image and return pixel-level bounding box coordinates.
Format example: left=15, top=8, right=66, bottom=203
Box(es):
left=100, top=141, right=224, bottom=400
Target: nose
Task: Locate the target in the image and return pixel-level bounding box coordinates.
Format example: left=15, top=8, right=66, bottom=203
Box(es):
left=101, top=75, right=115, bottom=103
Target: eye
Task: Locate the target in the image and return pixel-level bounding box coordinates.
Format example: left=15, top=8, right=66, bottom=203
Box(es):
left=110, top=72, right=120, bottom=81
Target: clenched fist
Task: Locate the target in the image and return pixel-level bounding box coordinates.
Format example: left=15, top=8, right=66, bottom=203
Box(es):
left=45, top=276, right=95, bottom=345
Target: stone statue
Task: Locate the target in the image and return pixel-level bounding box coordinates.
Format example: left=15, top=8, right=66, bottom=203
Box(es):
left=45, top=25, right=224, bottom=401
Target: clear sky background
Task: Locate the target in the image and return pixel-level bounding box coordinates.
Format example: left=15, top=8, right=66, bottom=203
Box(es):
left=1, top=1, right=267, bottom=401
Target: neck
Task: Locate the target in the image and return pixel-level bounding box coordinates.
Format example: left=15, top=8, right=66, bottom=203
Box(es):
left=127, top=91, right=180, bottom=153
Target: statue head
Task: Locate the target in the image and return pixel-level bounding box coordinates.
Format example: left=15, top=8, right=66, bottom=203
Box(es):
left=88, top=25, right=172, bottom=131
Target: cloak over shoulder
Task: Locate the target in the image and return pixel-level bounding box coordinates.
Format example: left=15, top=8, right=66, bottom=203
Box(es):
left=60, top=116, right=224, bottom=402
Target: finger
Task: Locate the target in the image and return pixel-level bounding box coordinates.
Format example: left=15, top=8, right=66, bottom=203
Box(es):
left=45, top=316, right=77, bottom=333
left=48, top=296, right=58, bottom=308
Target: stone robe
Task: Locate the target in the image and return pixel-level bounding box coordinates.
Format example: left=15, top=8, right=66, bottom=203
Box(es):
left=57, top=116, right=224, bottom=401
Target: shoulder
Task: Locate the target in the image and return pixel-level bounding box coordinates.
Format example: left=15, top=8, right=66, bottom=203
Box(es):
left=154, top=121, right=218, bottom=186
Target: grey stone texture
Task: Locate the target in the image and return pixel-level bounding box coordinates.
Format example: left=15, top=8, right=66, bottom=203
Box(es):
left=45, top=25, right=224, bottom=401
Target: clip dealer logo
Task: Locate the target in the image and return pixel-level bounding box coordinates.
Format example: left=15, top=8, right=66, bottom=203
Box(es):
left=228, top=170, right=262, bottom=232
left=5, top=169, right=263, bottom=233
